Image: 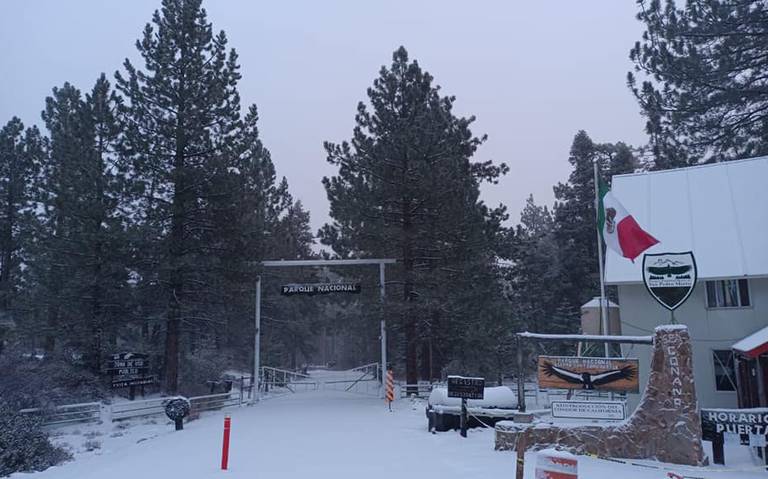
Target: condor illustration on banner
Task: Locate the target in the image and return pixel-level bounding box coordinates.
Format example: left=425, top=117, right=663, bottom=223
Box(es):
left=538, top=356, right=639, bottom=393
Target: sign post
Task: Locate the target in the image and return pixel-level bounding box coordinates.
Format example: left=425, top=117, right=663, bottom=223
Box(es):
left=447, top=376, right=484, bottom=438
left=385, top=369, right=394, bottom=410
left=221, top=415, right=232, bottom=470
left=165, top=397, right=190, bottom=431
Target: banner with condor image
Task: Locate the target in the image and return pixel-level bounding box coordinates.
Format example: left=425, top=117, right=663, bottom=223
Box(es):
left=537, top=356, right=639, bottom=393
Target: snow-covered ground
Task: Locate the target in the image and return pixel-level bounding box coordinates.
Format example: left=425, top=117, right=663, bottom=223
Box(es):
left=15, top=383, right=768, bottom=478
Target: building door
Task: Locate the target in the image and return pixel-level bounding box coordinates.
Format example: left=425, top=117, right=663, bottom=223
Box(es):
left=736, top=357, right=760, bottom=408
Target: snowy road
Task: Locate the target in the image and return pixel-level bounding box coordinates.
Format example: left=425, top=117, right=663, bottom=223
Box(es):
left=19, top=387, right=768, bottom=479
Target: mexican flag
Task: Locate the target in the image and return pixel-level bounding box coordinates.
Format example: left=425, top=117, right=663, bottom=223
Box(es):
left=598, top=181, right=658, bottom=261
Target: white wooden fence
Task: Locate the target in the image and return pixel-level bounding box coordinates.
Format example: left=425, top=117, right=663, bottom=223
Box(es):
left=21, top=391, right=243, bottom=427
left=19, top=402, right=102, bottom=427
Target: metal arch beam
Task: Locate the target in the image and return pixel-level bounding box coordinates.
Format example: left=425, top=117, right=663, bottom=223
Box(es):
left=262, top=259, right=396, bottom=267
left=254, top=257, right=396, bottom=402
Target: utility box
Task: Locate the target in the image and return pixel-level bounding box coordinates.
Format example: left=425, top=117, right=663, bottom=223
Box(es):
left=580, top=297, right=621, bottom=336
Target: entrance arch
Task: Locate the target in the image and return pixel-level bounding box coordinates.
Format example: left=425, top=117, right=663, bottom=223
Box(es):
left=255, top=258, right=396, bottom=398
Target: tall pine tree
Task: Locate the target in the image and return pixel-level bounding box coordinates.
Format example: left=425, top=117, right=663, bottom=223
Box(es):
left=0, top=118, right=43, bottom=341
left=36, top=77, right=129, bottom=372
left=116, top=0, right=248, bottom=393
left=320, top=47, right=508, bottom=384
left=629, top=0, right=768, bottom=166
left=551, top=131, right=637, bottom=329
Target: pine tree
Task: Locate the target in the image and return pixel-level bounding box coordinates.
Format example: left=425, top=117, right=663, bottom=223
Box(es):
left=629, top=0, right=768, bottom=165
left=114, top=0, right=288, bottom=392
left=508, top=195, right=560, bottom=333
left=35, top=77, right=129, bottom=372
left=0, top=118, right=43, bottom=337
left=320, top=47, right=508, bottom=385
left=551, top=131, right=637, bottom=328
left=115, top=0, right=247, bottom=393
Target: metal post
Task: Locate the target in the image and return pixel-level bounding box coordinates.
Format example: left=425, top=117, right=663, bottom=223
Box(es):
left=379, top=263, right=387, bottom=399
left=460, top=398, right=468, bottom=438
left=593, top=161, right=611, bottom=358
left=254, top=275, right=261, bottom=401
left=516, top=335, right=526, bottom=413
left=755, top=357, right=768, bottom=465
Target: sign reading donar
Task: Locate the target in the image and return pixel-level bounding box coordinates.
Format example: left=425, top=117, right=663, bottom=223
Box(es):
left=281, top=282, right=361, bottom=296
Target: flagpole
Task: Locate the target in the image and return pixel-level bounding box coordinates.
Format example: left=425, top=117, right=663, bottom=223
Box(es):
left=594, top=160, right=611, bottom=358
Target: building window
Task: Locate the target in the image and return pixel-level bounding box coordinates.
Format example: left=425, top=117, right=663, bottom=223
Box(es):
left=713, top=350, right=737, bottom=392
left=706, top=279, right=750, bottom=308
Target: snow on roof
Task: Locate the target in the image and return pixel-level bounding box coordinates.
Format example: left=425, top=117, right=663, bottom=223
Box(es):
left=732, top=325, right=768, bottom=358
left=605, top=156, right=768, bottom=284
left=581, top=297, right=618, bottom=308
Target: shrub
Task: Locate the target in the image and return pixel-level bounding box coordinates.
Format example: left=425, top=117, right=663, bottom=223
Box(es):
left=179, top=348, right=229, bottom=396
left=0, top=349, right=106, bottom=410
left=0, top=401, right=71, bottom=477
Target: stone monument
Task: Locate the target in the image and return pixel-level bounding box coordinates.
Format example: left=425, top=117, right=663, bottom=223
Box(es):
left=496, top=325, right=705, bottom=466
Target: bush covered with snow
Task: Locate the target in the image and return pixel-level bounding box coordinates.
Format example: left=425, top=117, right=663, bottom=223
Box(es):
left=179, top=348, right=230, bottom=396
left=0, top=349, right=106, bottom=410
left=0, top=401, right=71, bottom=476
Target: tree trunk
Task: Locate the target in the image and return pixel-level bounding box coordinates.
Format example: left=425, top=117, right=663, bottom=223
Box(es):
left=0, top=189, right=14, bottom=311
left=402, top=191, right=418, bottom=390
left=166, top=107, right=186, bottom=394
left=164, top=313, right=180, bottom=394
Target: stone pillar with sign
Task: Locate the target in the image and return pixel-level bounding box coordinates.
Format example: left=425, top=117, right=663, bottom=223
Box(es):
left=496, top=325, right=705, bottom=466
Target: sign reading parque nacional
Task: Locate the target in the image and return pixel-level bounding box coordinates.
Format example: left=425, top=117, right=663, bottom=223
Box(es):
left=551, top=400, right=626, bottom=421
left=538, top=356, right=639, bottom=393
left=642, top=251, right=697, bottom=311
left=447, top=376, right=485, bottom=400
left=280, top=282, right=361, bottom=296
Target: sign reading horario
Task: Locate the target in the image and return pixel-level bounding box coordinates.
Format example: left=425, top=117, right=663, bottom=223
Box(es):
left=280, top=282, right=361, bottom=296
left=701, top=408, right=768, bottom=437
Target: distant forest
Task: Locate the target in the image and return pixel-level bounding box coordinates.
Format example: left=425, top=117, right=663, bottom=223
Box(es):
left=1, top=0, right=764, bottom=405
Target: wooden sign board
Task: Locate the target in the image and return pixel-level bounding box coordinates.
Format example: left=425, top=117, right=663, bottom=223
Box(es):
left=701, top=408, right=768, bottom=442
left=700, top=408, right=768, bottom=465
left=551, top=400, right=626, bottom=420
left=447, top=376, right=484, bottom=400
left=538, top=356, right=639, bottom=393
left=105, top=352, right=149, bottom=376
left=112, top=376, right=156, bottom=389
left=280, top=283, right=361, bottom=296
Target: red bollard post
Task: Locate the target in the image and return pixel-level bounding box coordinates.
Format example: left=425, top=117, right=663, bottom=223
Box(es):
left=221, top=415, right=231, bottom=470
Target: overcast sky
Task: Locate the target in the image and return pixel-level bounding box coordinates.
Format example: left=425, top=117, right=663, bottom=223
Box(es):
left=0, top=1, right=648, bottom=238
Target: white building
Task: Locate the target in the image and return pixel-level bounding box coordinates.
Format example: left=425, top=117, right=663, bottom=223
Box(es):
left=604, top=156, right=768, bottom=409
